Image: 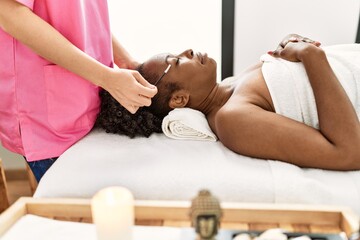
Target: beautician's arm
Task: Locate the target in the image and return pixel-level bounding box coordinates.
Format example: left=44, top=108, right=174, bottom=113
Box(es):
left=112, top=34, right=139, bottom=70
left=217, top=42, right=360, bottom=170
left=0, top=0, right=157, bottom=113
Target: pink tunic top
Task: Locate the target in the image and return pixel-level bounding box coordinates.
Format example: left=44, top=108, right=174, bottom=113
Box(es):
left=0, top=0, right=113, bottom=161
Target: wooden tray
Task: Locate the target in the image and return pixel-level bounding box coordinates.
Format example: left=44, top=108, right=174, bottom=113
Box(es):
left=0, top=197, right=358, bottom=239
left=0, top=158, right=9, bottom=213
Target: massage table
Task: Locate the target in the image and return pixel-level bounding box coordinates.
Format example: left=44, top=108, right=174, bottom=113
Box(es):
left=34, top=45, right=360, bottom=217
left=34, top=129, right=360, bottom=216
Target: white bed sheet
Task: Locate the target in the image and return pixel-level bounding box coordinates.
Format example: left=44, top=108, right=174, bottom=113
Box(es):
left=34, top=129, right=360, bottom=215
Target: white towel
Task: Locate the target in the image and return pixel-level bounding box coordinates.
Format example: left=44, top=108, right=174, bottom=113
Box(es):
left=261, top=44, right=360, bottom=129
left=269, top=160, right=360, bottom=214
left=162, top=108, right=218, bottom=141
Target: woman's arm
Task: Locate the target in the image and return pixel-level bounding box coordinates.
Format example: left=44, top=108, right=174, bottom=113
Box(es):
left=217, top=42, right=360, bottom=170
left=274, top=42, right=360, bottom=151
left=0, top=0, right=156, bottom=113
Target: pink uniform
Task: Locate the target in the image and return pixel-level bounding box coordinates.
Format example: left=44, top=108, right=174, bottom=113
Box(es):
left=0, top=0, right=113, bottom=161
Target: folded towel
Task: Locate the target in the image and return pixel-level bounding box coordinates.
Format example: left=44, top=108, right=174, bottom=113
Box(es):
left=162, top=108, right=218, bottom=141
left=261, top=44, right=360, bottom=129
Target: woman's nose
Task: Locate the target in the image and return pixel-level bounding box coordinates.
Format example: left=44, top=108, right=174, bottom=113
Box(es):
left=181, top=49, right=194, bottom=59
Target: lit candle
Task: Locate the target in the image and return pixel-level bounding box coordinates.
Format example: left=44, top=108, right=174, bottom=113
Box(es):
left=91, top=186, right=134, bottom=240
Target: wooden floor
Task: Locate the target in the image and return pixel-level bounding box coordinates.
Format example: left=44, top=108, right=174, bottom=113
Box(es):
left=1, top=167, right=36, bottom=212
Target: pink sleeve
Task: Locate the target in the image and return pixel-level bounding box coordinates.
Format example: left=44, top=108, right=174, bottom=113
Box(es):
left=16, top=0, right=34, bottom=9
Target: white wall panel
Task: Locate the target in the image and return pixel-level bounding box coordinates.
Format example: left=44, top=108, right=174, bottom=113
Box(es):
left=108, top=0, right=222, bottom=79
left=234, top=0, right=360, bottom=75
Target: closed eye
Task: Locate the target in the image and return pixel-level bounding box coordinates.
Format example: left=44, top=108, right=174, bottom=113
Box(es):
left=176, top=57, right=180, bottom=65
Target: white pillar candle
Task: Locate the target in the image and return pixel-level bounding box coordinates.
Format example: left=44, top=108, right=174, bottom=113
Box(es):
left=91, top=186, right=134, bottom=240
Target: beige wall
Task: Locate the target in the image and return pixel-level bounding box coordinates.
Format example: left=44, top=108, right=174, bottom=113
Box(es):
left=0, top=144, right=25, bottom=170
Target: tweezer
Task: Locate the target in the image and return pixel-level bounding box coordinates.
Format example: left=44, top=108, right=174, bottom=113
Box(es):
left=154, top=64, right=172, bottom=86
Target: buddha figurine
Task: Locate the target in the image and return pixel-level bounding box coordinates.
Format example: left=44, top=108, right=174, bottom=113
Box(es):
left=189, top=189, right=223, bottom=240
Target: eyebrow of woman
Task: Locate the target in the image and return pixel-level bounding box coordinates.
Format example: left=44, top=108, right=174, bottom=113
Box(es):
left=165, top=54, right=178, bottom=66
left=165, top=54, right=170, bottom=64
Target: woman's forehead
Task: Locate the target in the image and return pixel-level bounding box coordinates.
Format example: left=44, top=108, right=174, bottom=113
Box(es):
left=145, top=53, right=171, bottom=72
left=150, top=53, right=169, bottom=63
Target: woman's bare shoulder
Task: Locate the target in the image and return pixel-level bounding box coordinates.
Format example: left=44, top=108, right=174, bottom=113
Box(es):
left=229, top=64, right=274, bottom=112
left=222, top=62, right=263, bottom=85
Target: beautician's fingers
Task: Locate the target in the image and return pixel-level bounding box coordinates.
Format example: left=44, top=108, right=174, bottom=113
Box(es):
left=123, top=103, right=140, bottom=114
left=114, top=85, right=153, bottom=111
left=137, top=73, right=156, bottom=88
left=128, top=105, right=140, bottom=114
left=101, top=68, right=157, bottom=113
left=118, top=98, right=142, bottom=114
left=132, top=71, right=158, bottom=98
left=130, top=73, right=158, bottom=107
left=130, top=94, right=152, bottom=108
left=116, top=89, right=152, bottom=111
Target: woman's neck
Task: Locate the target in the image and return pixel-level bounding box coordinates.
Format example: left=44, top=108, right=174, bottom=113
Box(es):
left=196, top=82, right=234, bottom=116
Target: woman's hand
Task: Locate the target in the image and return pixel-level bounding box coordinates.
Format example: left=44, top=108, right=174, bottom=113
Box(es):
left=276, top=33, right=321, bottom=50
left=100, top=68, right=158, bottom=114
left=271, top=41, right=323, bottom=62
left=268, top=33, right=322, bottom=62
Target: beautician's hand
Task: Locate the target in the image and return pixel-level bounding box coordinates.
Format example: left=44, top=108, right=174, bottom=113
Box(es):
left=101, top=68, right=158, bottom=114
left=112, top=34, right=141, bottom=70
left=120, top=61, right=140, bottom=70
left=115, top=57, right=140, bottom=70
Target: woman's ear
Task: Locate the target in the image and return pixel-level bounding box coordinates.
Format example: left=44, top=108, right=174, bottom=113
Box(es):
left=169, top=90, right=190, bottom=108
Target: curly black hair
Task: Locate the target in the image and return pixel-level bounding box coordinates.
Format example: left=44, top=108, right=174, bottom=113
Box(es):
left=95, top=90, right=162, bottom=138
left=95, top=63, right=182, bottom=138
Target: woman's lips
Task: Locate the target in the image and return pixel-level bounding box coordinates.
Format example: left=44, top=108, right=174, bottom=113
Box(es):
left=197, top=52, right=208, bottom=64
left=202, top=53, right=208, bottom=64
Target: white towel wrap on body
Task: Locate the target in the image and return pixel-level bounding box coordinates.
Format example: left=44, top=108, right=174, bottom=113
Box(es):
left=261, top=44, right=360, bottom=128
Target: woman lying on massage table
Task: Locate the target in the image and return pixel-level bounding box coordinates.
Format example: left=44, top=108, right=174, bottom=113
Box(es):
left=96, top=34, right=360, bottom=170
